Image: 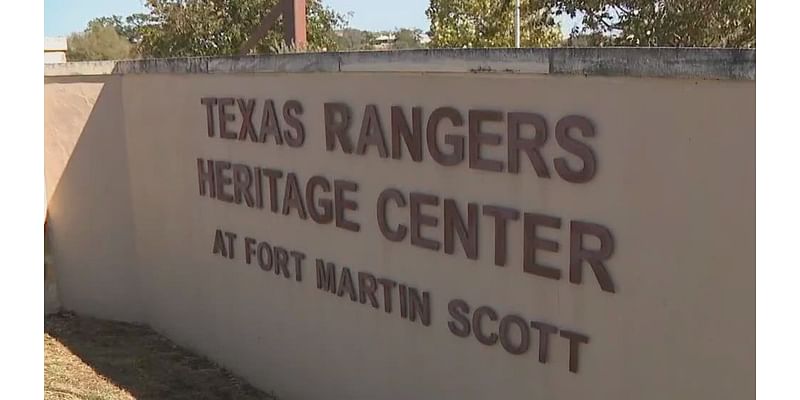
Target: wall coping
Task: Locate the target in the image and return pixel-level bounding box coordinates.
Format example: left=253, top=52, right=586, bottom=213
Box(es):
left=44, top=48, right=755, bottom=80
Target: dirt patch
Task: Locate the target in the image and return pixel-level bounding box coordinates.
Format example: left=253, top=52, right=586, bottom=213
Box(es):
left=45, top=312, right=276, bottom=400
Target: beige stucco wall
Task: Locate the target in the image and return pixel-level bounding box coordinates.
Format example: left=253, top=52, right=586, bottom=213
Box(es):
left=45, top=64, right=754, bottom=400
left=45, top=75, right=143, bottom=322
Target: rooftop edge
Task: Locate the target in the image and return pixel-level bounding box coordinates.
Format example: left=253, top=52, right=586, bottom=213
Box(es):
left=44, top=48, right=755, bottom=80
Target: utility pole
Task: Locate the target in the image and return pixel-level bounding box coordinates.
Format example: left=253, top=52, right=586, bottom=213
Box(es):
left=514, top=0, right=521, bottom=48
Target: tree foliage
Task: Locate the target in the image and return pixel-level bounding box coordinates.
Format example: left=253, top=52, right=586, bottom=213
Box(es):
left=333, top=28, right=375, bottom=50
left=334, top=27, right=424, bottom=51
left=547, top=0, right=755, bottom=47
left=426, top=0, right=562, bottom=48
left=393, top=28, right=424, bottom=49
left=85, top=15, right=145, bottom=44
left=140, top=0, right=346, bottom=57
left=66, top=20, right=133, bottom=61
left=94, top=0, right=346, bottom=58
left=74, top=0, right=755, bottom=59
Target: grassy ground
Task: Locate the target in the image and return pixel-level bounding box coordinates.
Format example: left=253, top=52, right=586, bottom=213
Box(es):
left=45, top=312, right=276, bottom=400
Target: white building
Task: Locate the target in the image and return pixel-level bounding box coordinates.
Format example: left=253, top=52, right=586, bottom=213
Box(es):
left=45, top=37, right=67, bottom=64
left=372, top=34, right=396, bottom=50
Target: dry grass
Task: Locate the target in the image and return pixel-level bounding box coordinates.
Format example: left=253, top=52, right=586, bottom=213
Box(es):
left=45, top=312, right=276, bottom=400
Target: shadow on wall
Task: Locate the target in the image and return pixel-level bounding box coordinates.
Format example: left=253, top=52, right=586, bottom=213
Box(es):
left=45, top=312, right=274, bottom=400
left=44, top=76, right=276, bottom=399
left=45, top=74, right=143, bottom=322
left=45, top=218, right=60, bottom=314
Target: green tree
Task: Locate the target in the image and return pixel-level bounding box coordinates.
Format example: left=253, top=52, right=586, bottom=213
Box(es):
left=66, top=20, right=133, bottom=61
left=547, top=0, right=755, bottom=47
left=426, top=0, right=562, bottom=48
left=86, top=15, right=143, bottom=43
left=112, top=0, right=346, bottom=58
left=334, top=28, right=374, bottom=50
left=561, top=32, right=606, bottom=46
left=393, top=28, right=424, bottom=49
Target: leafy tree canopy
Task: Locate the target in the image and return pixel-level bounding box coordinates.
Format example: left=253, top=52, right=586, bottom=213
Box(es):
left=547, top=0, right=755, bottom=47
left=66, top=20, right=133, bottom=61
left=333, top=28, right=376, bottom=50
left=426, top=0, right=563, bottom=48
left=88, top=0, right=346, bottom=58
left=73, top=0, right=756, bottom=60
left=393, top=28, right=424, bottom=49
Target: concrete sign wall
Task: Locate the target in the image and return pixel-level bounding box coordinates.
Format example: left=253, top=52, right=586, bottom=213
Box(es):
left=45, top=49, right=755, bottom=400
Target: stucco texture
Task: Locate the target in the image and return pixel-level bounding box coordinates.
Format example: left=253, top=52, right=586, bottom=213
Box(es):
left=45, top=70, right=754, bottom=400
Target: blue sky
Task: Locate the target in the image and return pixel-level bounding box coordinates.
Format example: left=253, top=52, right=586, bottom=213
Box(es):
left=44, top=0, right=431, bottom=36
left=45, top=0, right=574, bottom=37
left=45, top=0, right=148, bottom=36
